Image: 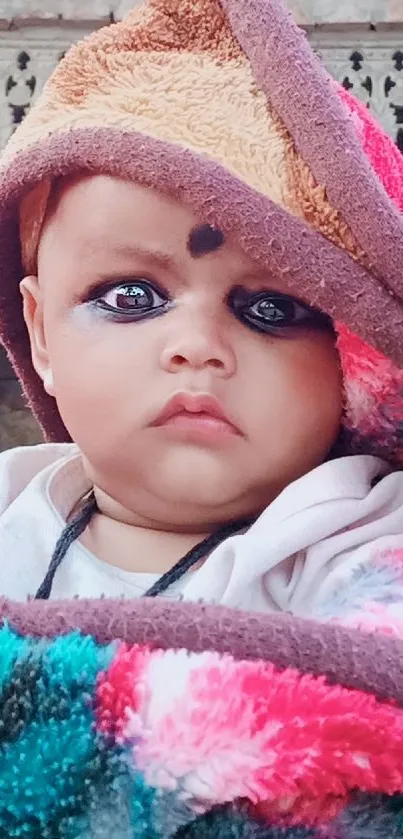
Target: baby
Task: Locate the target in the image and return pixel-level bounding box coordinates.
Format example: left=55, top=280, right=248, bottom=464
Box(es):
left=0, top=0, right=402, bottom=627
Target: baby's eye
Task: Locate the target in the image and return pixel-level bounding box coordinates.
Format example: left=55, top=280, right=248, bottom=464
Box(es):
left=229, top=287, right=331, bottom=333
left=249, top=295, right=299, bottom=325
left=95, top=281, right=168, bottom=317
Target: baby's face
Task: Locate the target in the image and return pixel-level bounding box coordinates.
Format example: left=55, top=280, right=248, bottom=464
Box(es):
left=21, top=175, right=342, bottom=529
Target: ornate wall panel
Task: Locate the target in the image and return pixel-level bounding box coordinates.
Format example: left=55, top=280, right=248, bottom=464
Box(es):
left=0, top=1, right=401, bottom=24
left=0, top=1, right=123, bottom=20
left=0, top=24, right=402, bottom=149
left=0, top=28, right=78, bottom=148
left=311, top=29, right=403, bottom=150
left=288, top=0, right=403, bottom=24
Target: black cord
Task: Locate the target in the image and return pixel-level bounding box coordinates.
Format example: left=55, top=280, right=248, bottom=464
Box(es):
left=34, top=493, right=98, bottom=599
left=143, top=516, right=253, bottom=598
left=34, top=494, right=252, bottom=600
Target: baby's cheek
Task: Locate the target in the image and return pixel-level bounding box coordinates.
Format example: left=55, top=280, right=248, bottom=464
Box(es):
left=247, top=339, right=341, bottom=465
left=290, top=333, right=342, bottom=399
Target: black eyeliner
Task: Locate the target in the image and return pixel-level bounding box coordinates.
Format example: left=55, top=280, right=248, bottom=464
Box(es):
left=93, top=302, right=171, bottom=324
left=80, top=275, right=169, bottom=305
left=227, top=285, right=334, bottom=334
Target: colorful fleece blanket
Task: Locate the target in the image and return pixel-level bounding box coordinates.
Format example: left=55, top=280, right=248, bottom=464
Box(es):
left=0, top=597, right=403, bottom=838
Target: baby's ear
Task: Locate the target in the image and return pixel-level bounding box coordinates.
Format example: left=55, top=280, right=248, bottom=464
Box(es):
left=20, top=275, right=55, bottom=397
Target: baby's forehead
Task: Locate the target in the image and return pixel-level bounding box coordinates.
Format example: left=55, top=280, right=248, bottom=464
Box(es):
left=31, top=174, right=263, bottom=273
left=51, top=175, right=226, bottom=251
left=25, top=174, right=290, bottom=308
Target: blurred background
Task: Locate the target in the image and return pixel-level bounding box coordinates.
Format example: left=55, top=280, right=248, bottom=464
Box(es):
left=0, top=0, right=402, bottom=449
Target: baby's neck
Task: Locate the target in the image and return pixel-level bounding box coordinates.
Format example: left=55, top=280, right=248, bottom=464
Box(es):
left=81, top=510, right=209, bottom=575
left=92, top=483, right=216, bottom=534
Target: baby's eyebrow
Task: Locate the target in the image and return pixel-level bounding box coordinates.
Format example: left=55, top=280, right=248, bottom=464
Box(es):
left=108, top=243, right=176, bottom=269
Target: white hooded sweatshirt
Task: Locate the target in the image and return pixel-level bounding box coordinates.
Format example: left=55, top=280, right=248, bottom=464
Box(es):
left=0, top=443, right=403, bottom=633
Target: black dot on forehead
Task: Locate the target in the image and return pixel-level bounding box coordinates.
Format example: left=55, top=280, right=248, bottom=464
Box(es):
left=187, top=224, right=225, bottom=258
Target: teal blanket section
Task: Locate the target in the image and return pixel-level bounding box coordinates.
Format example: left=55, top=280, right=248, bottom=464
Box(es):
left=0, top=625, right=117, bottom=837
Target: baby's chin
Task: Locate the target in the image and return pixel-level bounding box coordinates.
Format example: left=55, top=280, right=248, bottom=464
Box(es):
left=80, top=442, right=278, bottom=528
left=144, top=451, right=269, bottom=527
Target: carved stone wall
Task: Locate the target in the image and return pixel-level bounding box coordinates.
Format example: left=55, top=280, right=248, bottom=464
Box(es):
left=0, top=2, right=403, bottom=148
left=289, top=0, right=403, bottom=24
left=0, top=0, right=401, bottom=24
left=2, top=24, right=403, bottom=149
left=312, top=30, right=403, bottom=151
left=0, top=0, right=134, bottom=21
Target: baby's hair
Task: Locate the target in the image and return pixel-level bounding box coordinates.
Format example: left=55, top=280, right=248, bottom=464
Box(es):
left=20, top=175, right=83, bottom=274
left=19, top=180, right=53, bottom=275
